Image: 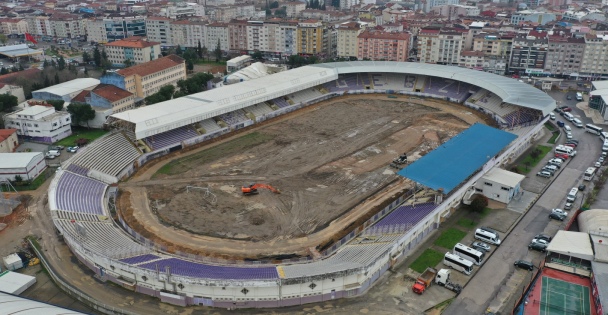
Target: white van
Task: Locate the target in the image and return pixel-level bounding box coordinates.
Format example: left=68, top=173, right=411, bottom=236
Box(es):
left=564, top=113, right=574, bottom=122
left=576, top=92, right=583, bottom=101
left=566, top=187, right=579, bottom=202
left=555, top=145, right=573, bottom=154
left=474, top=228, right=501, bottom=245
left=572, top=118, right=583, bottom=128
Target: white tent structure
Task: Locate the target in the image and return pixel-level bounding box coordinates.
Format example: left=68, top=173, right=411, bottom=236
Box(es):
left=546, top=230, right=594, bottom=261
left=0, top=291, right=86, bottom=314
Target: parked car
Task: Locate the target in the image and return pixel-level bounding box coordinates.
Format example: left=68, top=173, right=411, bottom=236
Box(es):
left=549, top=213, right=566, bottom=221
left=567, top=139, right=579, bottom=144
left=514, top=260, right=534, bottom=271
left=472, top=241, right=491, bottom=252
left=579, top=184, right=586, bottom=191
left=600, top=157, right=605, bottom=163
left=50, top=145, right=64, bottom=151
left=564, top=201, right=574, bottom=210
left=537, top=171, right=552, bottom=178
left=566, top=132, right=573, bottom=139
left=555, top=153, right=569, bottom=160
left=534, top=234, right=552, bottom=242
left=562, top=107, right=573, bottom=112
left=567, top=95, right=572, bottom=100
left=552, top=208, right=568, bottom=217
left=67, top=146, right=79, bottom=153
left=596, top=161, right=602, bottom=168
left=557, top=121, right=565, bottom=127
left=564, top=143, right=576, bottom=149
left=529, top=241, right=547, bottom=252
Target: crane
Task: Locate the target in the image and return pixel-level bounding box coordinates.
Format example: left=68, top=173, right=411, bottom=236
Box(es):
left=241, top=183, right=281, bottom=195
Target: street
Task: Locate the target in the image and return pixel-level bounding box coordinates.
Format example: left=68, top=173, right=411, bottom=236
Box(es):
left=445, top=90, right=601, bottom=314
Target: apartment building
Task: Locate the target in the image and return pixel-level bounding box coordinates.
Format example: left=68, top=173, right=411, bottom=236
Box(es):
left=336, top=21, right=366, bottom=59
left=472, top=33, right=513, bottom=58
left=50, top=14, right=84, bottom=39
left=0, top=19, right=28, bottom=35
left=423, top=0, right=459, bottom=13
left=3, top=105, right=72, bottom=143
left=581, top=34, right=608, bottom=78
left=228, top=19, right=248, bottom=52
left=206, top=4, right=255, bottom=22
left=357, top=30, right=410, bottom=61
left=508, top=36, right=548, bottom=75
left=510, top=12, right=556, bottom=25
left=285, top=2, right=306, bottom=17
left=459, top=50, right=484, bottom=69
left=206, top=22, right=230, bottom=51
left=105, top=36, right=161, bottom=66
left=26, top=16, right=52, bottom=37
left=545, top=35, right=584, bottom=76
left=432, top=4, right=480, bottom=19
left=246, top=20, right=263, bottom=52
left=417, top=28, right=466, bottom=64
left=146, top=17, right=172, bottom=46
left=161, top=3, right=202, bottom=19
left=86, top=15, right=146, bottom=43
left=297, top=20, right=324, bottom=55
left=105, top=55, right=186, bottom=99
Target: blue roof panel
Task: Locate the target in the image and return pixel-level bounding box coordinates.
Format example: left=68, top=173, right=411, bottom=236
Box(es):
left=397, top=123, right=516, bottom=194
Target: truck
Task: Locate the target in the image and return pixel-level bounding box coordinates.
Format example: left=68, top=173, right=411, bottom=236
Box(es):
left=411, top=268, right=462, bottom=295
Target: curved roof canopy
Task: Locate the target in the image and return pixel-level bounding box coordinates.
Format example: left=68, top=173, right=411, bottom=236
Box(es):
left=111, top=61, right=556, bottom=140
left=0, top=292, right=87, bottom=314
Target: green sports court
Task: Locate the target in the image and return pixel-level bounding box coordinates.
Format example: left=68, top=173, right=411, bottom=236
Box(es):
left=538, top=277, right=591, bottom=315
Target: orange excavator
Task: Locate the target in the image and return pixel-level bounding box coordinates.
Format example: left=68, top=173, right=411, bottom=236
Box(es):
left=241, top=183, right=281, bottom=195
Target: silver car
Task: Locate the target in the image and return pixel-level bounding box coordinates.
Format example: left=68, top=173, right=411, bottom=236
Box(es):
left=472, top=241, right=491, bottom=252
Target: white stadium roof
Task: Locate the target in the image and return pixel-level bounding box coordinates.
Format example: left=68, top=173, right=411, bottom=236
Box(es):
left=111, top=61, right=556, bottom=140
left=0, top=292, right=86, bottom=314
left=32, top=78, right=99, bottom=97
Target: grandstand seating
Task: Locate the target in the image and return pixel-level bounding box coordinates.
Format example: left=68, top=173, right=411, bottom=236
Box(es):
left=144, top=126, right=199, bottom=151
left=120, top=254, right=162, bottom=265
left=56, top=220, right=149, bottom=258
left=369, top=73, right=417, bottom=91
left=138, top=258, right=279, bottom=280
left=66, top=164, right=89, bottom=176
left=199, top=119, right=222, bottom=134
left=219, top=110, right=248, bottom=126
left=414, top=76, right=426, bottom=91
left=503, top=108, right=541, bottom=126
left=54, top=210, right=106, bottom=222
left=244, top=103, right=274, bottom=117
left=324, top=73, right=366, bottom=92
left=474, top=93, right=518, bottom=117
left=55, top=172, right=107, bottom=215
left=272, top=97, right=290, bottom=108
left=373, top=202, right=437, bottom=229
left=70, top=132, right=141, bottom=177
left=288, top=88, right=323, bottom=104
left=466, top=88, right=488, bottom=103
left=424, top=77, right=472, bottom=102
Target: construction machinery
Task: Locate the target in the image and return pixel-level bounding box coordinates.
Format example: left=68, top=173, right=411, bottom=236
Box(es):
left=411, top=268, right=462, bottom=295
left=241, top=183, right=281, bottom=195
left=390, top=153, right=408, bottom=169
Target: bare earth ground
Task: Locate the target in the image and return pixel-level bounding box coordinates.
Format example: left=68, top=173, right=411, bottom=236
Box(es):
left=119, top=95, right=490, bottom=259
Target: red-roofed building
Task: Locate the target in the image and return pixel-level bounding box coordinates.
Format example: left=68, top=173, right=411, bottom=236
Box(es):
left=0, top=129, right=18, bottom=153
left=100, top=55, right=186, bottom=100
left=89, top=84, right=135, bottom=113
left=357, top=30, right=410, bottom=61
left=105, top=37, right=161, bottom=66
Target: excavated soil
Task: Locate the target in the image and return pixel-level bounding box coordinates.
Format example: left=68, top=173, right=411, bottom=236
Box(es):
left=137, top=98, right=477, bottom=242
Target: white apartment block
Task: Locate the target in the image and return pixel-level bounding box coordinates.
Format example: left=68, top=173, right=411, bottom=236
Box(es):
left=105, top=37, right=161, bottom=66
left=86, top=19, right=108, bottom=43
left=423, top=0, right=459, bottom=13
left=340, top=0, right=358, bottom=10
left=146, top=17, right=172, bottom=46
left=246, top=21, right=263, bottom=52
left=0, top=19, right=28, bottom=35
left=206, top=23, right=230, bottom=51
left=285, top=2, right=306, bottom=17
left=26, top=16, right=53, bottom=37
left=3, top=105, right=72, bottom=143
left=581, top=34, right=608, bottom=77
left=50, top=16, right=84, bottom=39
left=417, top=28, right=466, bottom=64
left=336, top=21, right=366, bottom=58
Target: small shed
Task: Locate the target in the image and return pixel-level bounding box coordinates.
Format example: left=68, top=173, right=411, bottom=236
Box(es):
left=475, top=168, right=525, bottom=204
left=2, top=254, right=23, bottom=272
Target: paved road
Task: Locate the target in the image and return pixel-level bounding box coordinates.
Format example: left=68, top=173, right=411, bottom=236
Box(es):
left=446, top=91, right=602, bottom=314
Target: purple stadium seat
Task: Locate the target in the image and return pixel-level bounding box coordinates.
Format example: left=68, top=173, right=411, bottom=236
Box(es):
left=119, top=254, right=161, bottom=264
left=138, top=258, right=279, bottom=280
left=373, top=203, right=437, bottom=229
left=144, top=126, right=199, bottom=150
left=55, top=172, right=106, bottom=215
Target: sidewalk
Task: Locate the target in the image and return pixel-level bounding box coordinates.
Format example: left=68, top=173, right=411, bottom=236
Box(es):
left=576, top=101, right=605, bottom=125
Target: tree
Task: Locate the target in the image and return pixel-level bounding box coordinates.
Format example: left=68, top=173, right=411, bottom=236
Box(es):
left=57, top=56, right=66, bottom=71
left=274, top=7, right=287, bottom=17
left=43, top=75, right=50, bottom=87
left=197, top=41, right=203, bottom=58
left=201, top=45, right=208, bottom=61
left=82, top=51, right=91, bottom=63
left=270, top=1, right=279, bottom=8
left=47, top=99, right=65, bottom=111
left=175, top=45, right=183, bottom=56
left=54, top=72, right=60, bottom=84
left=0, top=94, right=18, bottom=112
left=0, top=67, right=7, bottom=75
left=214, top=38, right=222, bottom=62
left=67, top=102, right=96, bottom=127
left=266, top=8, right=271, bottom=16
left=144, top=85, right=175, bottom=105
left=0, top=34, right=7, bottom=45
left=469, top=195, right=489, bottom=213
left=124, top=59, right=133, bottom=67
left=93, top=46, right=101, bottom=67
left=252, top=50, right=263, bottom=60
left=186, top=59, right=194, bottom=71
left=331, top=0, right=339, bottom=8
left=101, top=49, right=108, bottom=61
